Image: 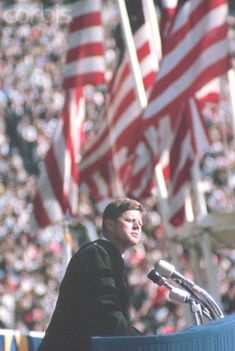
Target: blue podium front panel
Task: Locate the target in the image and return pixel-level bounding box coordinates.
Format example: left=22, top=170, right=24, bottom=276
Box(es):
left=0, top=330, right=43, bottom=351
left=91, top=314, right=235, bottom=351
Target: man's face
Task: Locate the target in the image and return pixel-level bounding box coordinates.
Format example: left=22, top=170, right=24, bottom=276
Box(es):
left=106, top=210, right=143, bottom=253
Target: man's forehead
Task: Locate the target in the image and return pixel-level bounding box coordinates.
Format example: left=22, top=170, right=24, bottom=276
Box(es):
left=120, top=210, right=142, bottom=218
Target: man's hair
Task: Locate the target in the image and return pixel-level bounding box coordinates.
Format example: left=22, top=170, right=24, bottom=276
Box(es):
left=102, top=197, right=146, bottom=234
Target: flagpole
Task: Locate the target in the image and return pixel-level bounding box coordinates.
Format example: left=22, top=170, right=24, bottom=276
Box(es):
left=227, top=68, right=235, bottom=140
left=116, top=0, right=147, bottom=109
left=184, top=185, right=194, bottom=223
left=60, top=214, right=73, bottom=281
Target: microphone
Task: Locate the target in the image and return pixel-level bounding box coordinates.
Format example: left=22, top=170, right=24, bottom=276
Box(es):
left=155, top=260, right=224, bottom=320
left=169, top=287, right=194, bottom=304
left=155, top=260, right=194, bottom=287
left=147, top=269, right=173, bottom=290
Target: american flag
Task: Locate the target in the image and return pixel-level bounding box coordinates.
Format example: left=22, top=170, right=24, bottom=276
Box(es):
left=80, top=0, right=158, bottom=208
left=144, top=0, right=231, bottom=124
left=63, top=0, right=105, bottom=88
left=32, top=88, right=85, bottom=228
left=142, top=0, right=231, bottom=227
left=167, top=74, right=223, bottom=227
left=32, top=0, right=105, bottom=229
left=167, top=97, right=210, bottom=227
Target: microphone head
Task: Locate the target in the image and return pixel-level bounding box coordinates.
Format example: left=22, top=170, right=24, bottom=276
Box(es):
left=155, top=260, right=175, bottom=278
left=147, top=270, right=166, bottom=286
left=169, top=287, right=191, bottom=303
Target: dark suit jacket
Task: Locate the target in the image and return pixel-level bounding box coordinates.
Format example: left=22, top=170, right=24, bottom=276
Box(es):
left=38, top=239, right=140, bottom=351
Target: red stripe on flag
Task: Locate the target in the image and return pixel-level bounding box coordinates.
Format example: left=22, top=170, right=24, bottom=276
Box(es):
left=63, top=72, right=105, bottom=90
left=69, top=12, right=102, bottom=32
left=171, top=157, right=193, bottom=196
left=170, top=206, right=185, bottom=227
left=66, top=43, right=104, bottom=63
left=45, top=148, right=72, bottom=214
left=33, top=192, right=51, bottom=228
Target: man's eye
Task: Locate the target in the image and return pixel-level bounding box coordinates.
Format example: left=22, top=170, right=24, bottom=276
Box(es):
left=126, top=218, right=142, bottom=226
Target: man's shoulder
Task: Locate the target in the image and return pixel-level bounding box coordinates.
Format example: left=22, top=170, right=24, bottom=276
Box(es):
left=79, top=239, right=108, bottom=252
left=75, top=239, right=111, bottom=260
left=71, top=239, right=115, bottom=271
left=79, top=239, right=117, bottom=253
left=74, top=239, right=121, bottom=264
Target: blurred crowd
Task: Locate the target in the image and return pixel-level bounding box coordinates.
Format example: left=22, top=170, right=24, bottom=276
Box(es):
left=0, top=0, right=235, bottom=336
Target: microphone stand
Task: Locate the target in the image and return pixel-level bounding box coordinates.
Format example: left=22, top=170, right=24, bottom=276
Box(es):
left=172, top=277, right=224, bottom=320
left=188, top=298, right=203, bottom=326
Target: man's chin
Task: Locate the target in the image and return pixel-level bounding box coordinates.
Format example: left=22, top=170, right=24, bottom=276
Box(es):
left=130, top=237, right=140, bottom=246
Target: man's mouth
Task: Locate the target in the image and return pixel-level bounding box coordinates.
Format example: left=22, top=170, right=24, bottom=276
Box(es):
left=131, top=232, right=139, bottom=238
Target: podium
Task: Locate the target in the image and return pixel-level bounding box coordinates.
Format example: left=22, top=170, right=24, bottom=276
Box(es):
left=91, top=314, right=235, bottom=351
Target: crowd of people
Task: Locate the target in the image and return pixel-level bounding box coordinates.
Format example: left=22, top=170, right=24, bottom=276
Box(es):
left=0, top=0, right=235, bottom=336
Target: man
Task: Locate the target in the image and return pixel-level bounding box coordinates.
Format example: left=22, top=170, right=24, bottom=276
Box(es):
left=38, top=197, right=146, bottom=351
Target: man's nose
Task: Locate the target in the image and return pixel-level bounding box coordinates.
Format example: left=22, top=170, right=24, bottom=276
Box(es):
left=133, top=221, right=141, bottom=228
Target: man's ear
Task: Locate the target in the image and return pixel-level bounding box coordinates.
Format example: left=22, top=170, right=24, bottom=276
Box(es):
left=104, top=218, right=114, bottom=232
